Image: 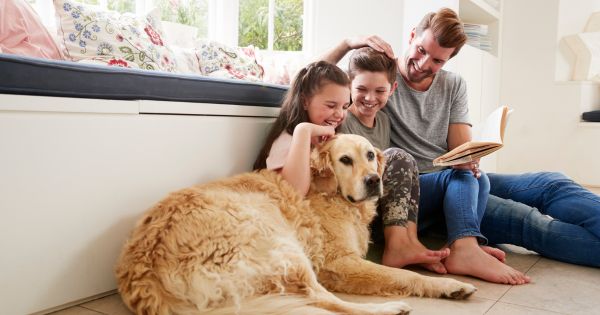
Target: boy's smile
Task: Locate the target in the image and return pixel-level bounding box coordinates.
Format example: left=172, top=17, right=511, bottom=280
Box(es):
left=350, top=71, right=397, bottom=127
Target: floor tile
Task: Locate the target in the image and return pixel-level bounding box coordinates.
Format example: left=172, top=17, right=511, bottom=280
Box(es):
left=486, top=302, right=568, bottom=315
left=48, top=306, right=104, bottom=315
left=497, top=243, right=541, bottom=272
left=336, top=293, right=495, bottom=315
left=80, top=294, right=133, bottom=315
left=500, top=258, right=600, bottom=315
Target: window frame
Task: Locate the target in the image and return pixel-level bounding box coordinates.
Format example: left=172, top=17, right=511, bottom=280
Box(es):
left=30, top=0, right=312, bottom=54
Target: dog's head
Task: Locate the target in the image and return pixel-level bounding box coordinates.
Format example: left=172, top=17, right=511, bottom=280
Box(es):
left=310, top=134, right=385, bottom=203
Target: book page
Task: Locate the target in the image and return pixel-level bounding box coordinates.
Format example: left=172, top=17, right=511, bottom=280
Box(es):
left=433, top=105, right=512, bottom=167
left=475, top=105, right=511, bottom=143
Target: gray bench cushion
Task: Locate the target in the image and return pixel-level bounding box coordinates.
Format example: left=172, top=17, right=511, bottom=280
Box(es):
left=0, top=53, right=287, bottom=107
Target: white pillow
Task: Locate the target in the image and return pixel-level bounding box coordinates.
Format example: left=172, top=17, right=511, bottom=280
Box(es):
left=54, top=0, right=177, bottom=72
left=161, top=21, right=198, bottom=49
left=195, top=39, right=263, bottom=80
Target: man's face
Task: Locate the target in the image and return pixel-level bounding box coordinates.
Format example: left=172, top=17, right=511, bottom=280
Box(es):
left=404, top=29, right=455, bottom=83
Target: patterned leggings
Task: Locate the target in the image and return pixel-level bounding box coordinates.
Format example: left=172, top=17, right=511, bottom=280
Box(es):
left=371, top=147, right=420, bottom=243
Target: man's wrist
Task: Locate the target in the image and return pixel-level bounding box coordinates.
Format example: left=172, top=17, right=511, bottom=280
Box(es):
left=342, top=38, right=353, bottom=52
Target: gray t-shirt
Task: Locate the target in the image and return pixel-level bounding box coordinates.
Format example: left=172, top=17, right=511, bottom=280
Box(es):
left=383, top=69, right=470, bottom=173
left=339, top=110, right=390, bottom=150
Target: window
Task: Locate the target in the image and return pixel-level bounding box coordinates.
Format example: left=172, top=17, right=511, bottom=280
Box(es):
left=154, top=0, right=209, bottom=38
left=238, top=0, right=303, bottom=51
left=29, top=0, right=305, bottom=52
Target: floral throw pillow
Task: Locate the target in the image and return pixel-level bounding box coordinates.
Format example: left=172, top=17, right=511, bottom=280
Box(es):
left=195, top=39, right=263, bottom=80
left=54, top=0, right=177, bottom=72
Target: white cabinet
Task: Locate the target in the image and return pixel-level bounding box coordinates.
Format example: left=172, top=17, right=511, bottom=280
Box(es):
left=0, top=95, right=277, bottom=314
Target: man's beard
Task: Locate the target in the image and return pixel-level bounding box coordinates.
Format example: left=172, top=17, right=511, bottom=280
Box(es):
left=405, top=58, right=434, bottom=83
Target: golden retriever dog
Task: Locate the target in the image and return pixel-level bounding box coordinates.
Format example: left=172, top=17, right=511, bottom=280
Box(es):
left=115, top=134, right=476, bottom=315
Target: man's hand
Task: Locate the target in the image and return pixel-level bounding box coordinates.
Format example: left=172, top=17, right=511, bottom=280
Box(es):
left=452, top=160, right=481, bottom=178
left=320, top=35, right=395, bottom=65
left=345, top=35, right=396, bottom=59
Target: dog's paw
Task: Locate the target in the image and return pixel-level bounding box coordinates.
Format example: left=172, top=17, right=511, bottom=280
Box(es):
left=440, top=279, right=477, bottom=300
left=372, top=301, right=411, bottom=315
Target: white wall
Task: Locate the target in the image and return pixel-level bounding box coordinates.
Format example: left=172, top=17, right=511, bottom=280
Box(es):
left=308, top=0, right=460, bottom=60
left=399, top=0, right=459, bottom=53
left=308, top=0, right=404, bottom=60
left=555, top=0, right=600, bottom=81
left=498, top=0, right=600, bottom=186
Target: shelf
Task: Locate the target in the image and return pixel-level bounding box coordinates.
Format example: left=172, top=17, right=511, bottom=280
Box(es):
left=459, top=0, right=501, bottom=57
left=459, top=0, right=500, bottom=24
left=579, top=121, right=600, bottom=128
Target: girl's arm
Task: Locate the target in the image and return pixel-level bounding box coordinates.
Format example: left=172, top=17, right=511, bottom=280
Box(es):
left=280, top=122, right=335, bottom=196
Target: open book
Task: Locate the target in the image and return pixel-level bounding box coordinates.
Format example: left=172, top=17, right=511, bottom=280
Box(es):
left=433, top=106, right=513, bottom=167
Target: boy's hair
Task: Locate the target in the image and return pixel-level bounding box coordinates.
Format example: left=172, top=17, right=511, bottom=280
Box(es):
left=348, top=47, right=397, bottom=85
left=253, top=60, right=350, bottom=170
left=416, top=7, right=467, bottom=58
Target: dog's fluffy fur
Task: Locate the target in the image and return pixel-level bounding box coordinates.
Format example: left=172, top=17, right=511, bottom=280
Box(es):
left=116, top=134, right=476, bottom=315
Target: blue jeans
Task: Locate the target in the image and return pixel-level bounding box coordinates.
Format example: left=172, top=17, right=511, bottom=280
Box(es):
left=481, top=172, right=600, bottom=267
left=418, top=169, right=491, bottom=245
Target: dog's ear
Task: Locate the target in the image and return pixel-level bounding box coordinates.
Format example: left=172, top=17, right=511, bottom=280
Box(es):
left=376, top=148, right=386, bottom=177
left=309, top=146, right=338, bottom=194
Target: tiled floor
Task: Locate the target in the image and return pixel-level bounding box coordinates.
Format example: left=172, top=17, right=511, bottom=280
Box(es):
left=48, top=246, right=600, bottom=315
left=49, top=188, right=600, bottom=315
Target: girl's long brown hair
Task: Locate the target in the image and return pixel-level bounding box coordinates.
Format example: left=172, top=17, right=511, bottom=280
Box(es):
left=253, top=60, right=350, bottom=170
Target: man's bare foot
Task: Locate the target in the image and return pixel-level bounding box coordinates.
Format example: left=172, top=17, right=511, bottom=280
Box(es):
left=382, top=225, right=449, bottom=274
left=481, top=245, right=506, bottom=262
left=383, top=245, right=450, bottom=273
left=444, top=237, right=530, bottom=285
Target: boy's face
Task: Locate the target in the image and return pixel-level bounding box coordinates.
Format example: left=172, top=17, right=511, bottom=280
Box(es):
left=351, top=71, right=397, bottom=120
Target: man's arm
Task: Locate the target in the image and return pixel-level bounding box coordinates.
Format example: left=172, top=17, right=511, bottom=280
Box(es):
left=319, top=35, right=396, bottom=64
left=448, top=123, right=481, bottom=177
left=447, top=123, right=472, bottom=150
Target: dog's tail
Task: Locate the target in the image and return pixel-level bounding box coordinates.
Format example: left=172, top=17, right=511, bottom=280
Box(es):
left=203, top=294, right=337, bottom=315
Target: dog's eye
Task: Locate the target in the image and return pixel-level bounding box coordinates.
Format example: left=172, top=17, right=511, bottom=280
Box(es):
left=339, top=156, right=353, bottom=165
left=367, top=151, right=375, bottom=161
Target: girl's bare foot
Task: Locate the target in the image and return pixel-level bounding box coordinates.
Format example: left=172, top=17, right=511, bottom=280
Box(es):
left=382, top=225, right=449, bottom=274
left=444, top=237, right=531, bottom=285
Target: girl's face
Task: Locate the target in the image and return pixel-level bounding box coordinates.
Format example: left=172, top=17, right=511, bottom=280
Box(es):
left=351, top=71, right=396, bottom=120
left=305, top=82, right=351, bottom=129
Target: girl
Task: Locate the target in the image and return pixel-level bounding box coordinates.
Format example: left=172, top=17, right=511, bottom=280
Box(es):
left=254, top=61, right=351, bottom=196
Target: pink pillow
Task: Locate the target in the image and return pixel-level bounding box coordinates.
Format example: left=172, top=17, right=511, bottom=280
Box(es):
left=0, top=0, right=63, bottom=59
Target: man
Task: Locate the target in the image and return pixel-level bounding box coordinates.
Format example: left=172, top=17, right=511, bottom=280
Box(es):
left=323, top=7, right=600, bottom=281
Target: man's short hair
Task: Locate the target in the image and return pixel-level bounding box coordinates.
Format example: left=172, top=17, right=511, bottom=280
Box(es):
left=416, top=7, right=467, bottom=58
left=348, top=47, right=397, bottom=85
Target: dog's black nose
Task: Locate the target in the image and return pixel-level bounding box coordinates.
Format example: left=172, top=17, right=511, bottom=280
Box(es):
left=364, top=174, right=381, bottom=189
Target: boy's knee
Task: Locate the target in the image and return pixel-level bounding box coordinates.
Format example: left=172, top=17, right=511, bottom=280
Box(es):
left=384, top=147, right=418, bottom=169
